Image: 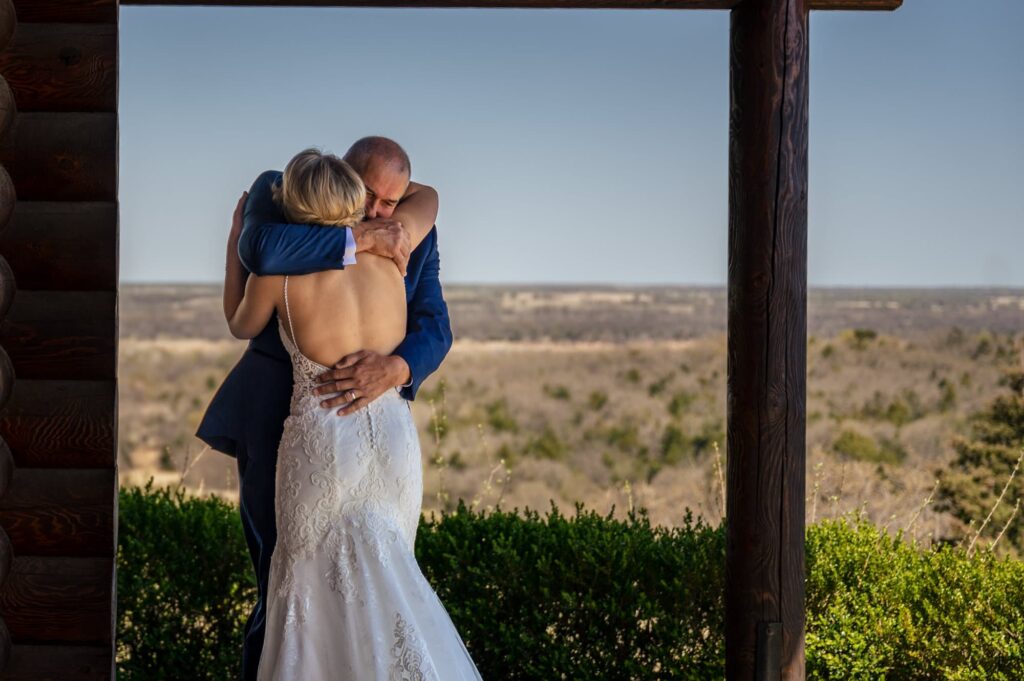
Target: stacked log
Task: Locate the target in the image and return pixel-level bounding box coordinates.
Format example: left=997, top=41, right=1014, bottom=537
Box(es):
left=0, top=1, right=117, bottom=678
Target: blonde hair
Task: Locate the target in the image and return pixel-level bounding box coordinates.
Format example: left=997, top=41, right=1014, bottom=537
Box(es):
left=272, top=148, right=366, bottom=227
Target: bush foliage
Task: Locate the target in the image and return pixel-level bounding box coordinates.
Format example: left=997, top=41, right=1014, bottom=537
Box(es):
left=118, top=485, right=1024, bottom=680
left=938, top=369, right=1024, bottom=558
left=117, top=482, right=256, bottom=680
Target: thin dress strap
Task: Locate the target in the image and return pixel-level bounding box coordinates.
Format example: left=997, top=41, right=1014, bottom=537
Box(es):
left=283, top=275, right=299, bottom=351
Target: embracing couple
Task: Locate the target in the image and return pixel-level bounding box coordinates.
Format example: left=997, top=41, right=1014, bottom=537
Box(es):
left=198, top=136, right=482, bottom=680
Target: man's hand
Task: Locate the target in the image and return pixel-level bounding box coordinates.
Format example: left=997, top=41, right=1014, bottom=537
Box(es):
left=351, top=219, right=412, bottom=276
left=312, top=350, right=412, bottom=415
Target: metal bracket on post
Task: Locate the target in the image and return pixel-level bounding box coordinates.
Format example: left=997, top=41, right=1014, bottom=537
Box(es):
left=755, top=621, right=782, bottom=681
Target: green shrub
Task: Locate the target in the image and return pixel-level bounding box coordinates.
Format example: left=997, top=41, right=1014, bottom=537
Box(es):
left=668, top=390, right=696, bottom=418
left=601, top=420, right=641, bottom=453
left=938, top=377, right=958, bottom=412
left=832, top=429, right=906, bottom=464
left=484, top=398, right=518, bottom=433
left=524, top=425, right=567, bottom=460
left=117, top=486, right=1024, bottom=680
left=972, top=333, right=993, bottom=359
left=847, top=327, right=878, bottom=350
left=938, top=369, right=1024, bottom=557
left=416, top=501, right=726, bottom=680
left=660, top=424, right=690, bottom=465
left=542, top=384, right=571, bottom=401
left=117, top=482, right=255, bottom=680
left=805, top=513, right=1024, bottom=679
left=647, top=373, right=674, bottom=397
left=691, top=419, right=725, bottom=457
left=860, top=389, right=926, bottom=427
left=588, top=390, right=609, bottom=411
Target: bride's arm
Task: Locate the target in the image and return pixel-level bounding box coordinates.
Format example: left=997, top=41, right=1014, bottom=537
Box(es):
left=223, top=193, right=281, bottom=339
left=226, top=274, right=280, bottom=340
left=379, top=180, right=438, bottom=252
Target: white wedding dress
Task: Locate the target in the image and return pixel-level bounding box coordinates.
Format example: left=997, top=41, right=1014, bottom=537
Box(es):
left=256, top=276, right=484, bottom=681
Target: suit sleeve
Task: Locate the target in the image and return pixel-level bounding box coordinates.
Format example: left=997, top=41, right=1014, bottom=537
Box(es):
left=237, top=170, right=354, bottom=276
left=393, top=228, right=453, bottom=401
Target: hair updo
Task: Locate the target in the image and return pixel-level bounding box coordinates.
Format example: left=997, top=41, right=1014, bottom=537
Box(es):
left=272, top=147, right=366, bottom=227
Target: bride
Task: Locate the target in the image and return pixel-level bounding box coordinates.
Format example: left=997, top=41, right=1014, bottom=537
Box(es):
left=223, top=148, right=483, bottom=680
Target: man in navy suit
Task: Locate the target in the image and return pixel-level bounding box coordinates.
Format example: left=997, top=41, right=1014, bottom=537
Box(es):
left=197, top=136, right=452, bottom=680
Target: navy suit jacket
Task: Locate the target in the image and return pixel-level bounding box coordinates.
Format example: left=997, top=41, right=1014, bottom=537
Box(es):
left=196, top=170, right=453, bottom=457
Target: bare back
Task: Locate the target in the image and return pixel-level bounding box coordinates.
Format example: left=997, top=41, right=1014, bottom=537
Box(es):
left=281, top=254, right=407, bottom=367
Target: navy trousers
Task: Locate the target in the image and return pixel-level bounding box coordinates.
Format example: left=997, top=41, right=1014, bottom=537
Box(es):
left=197, top=342, right=293, bottom=681
left=236, top=436, right=279, bottom=681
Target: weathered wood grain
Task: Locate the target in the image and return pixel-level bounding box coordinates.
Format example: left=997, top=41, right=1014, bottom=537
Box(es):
left=0, top=76, right=14, bottom=139
left=725, top=0, right=808, bottom=679
left=0, top=24, right=116, bottom=113
left=0, top=616, right=10, bottom=674
left=0, top=113, right=116, bottom=202
left=0, top=165, right=13, bottom=232
left=0, top=256, right=14, bottom=321
left=0, top=438, right=13, bottom=498
left=0, top=258, right=12, bottom=328
left=1, top=644, right=111, bottom=680
left=10, top=1, right=116, bottom=24
left=0, top=556, right=112, bottom=644
left=0, top=0, right=15, bottom=53
left=0, top=468, right=115, bottom=557
left=1, top=203, right=117, bottom=291
left=0, top=525, right=11, bottom=588
left=0, top=380, right=115, bottom=469
left=0, top=291, right=115, bottom=381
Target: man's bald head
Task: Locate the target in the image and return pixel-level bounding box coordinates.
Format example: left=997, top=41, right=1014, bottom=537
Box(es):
left=343, top=136, right=411, bottom=178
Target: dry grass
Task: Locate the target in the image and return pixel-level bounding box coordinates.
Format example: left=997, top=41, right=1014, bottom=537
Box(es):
left=118, top=310, right=1022, bottom=550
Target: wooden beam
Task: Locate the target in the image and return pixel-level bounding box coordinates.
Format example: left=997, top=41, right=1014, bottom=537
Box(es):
left=0, top=468, right=115, bottom=557
left=0, top=0, right=15, bottom=53
left=1, top=203, right=117, bottom=291
left=0, top=76, right=13, bottom=140
left=0, top=24, right=117, bottom=113
left=0, top=380, right=116, bottom=469
left=0, top=291, right=116, bottom=381
left=0, top=557, right=112, bottom=645
left=10, top=1, right=117, bottom=24
left=1, top=645, right=111, bottom=681
left=0, top=166, right=13, bottom=232
left=0, top=113, right=116, bottom=202
left=118, top=0, right=903, bottom=9
left=726, top=0, right=808, bottom=679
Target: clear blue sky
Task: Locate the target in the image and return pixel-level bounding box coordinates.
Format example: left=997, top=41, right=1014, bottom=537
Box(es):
left=119, top=1, right=1023, bottom=286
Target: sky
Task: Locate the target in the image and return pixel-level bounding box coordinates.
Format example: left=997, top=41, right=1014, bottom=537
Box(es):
left=119, top=1, right=1024, bottom=286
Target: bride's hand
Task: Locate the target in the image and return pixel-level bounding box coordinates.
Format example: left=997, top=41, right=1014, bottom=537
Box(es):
left=228, top=191, right=248, bottom=246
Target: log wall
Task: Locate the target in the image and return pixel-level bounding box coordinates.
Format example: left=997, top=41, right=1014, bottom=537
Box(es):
left=0, top=0, right=117, bottom=678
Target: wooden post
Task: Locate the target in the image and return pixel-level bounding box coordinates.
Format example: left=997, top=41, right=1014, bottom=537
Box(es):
left=726, top=0, right=808, bottom=679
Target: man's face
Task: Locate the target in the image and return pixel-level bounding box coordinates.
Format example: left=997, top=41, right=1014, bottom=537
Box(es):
left=360, top=160, right=410, bottom=220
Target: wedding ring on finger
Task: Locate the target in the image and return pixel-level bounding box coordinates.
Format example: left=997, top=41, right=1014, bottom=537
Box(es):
left=347, top=390, right=357, bottom=403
